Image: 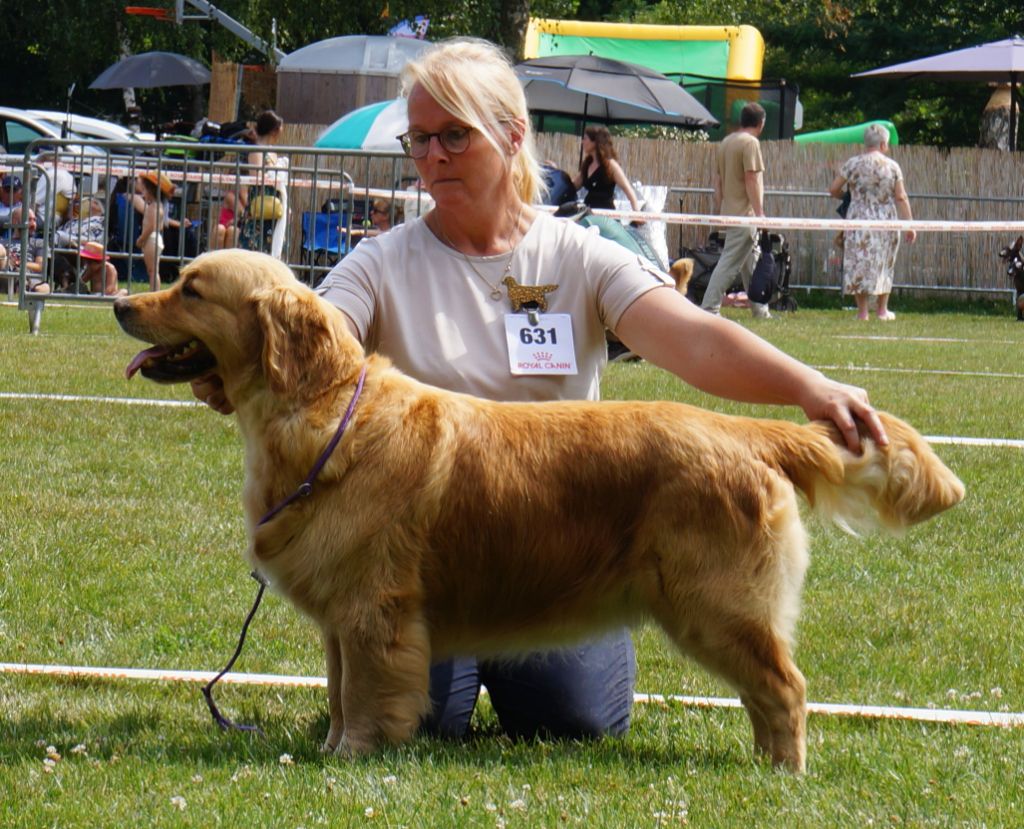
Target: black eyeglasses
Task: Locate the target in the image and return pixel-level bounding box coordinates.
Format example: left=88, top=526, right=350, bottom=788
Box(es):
left=396, top=126, right=474, bottom=159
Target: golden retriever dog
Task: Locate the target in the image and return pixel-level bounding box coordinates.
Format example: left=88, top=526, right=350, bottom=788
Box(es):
left=670, top=257, right=694, bottom=296
left=114, top=250, right=964, bottom=772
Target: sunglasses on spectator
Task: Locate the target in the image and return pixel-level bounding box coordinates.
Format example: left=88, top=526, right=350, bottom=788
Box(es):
left=397, top=126, right=473, bottom=159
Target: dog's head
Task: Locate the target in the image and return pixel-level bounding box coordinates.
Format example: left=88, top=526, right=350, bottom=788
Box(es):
left=114, top=249, right=361, bottom=403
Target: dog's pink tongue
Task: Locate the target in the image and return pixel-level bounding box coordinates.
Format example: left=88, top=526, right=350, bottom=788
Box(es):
left=125, top=345, right=171, bottom=379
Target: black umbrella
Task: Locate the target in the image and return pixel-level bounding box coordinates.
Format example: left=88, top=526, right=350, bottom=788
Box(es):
left=90, top=51, right=211, bottom=90
left=852, top=36, right=1024, bottom=150
left=515, top=54, right=719, bottom=129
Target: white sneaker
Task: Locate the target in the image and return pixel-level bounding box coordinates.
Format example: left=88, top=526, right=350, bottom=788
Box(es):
left=751, top=303, right=772, bottom=319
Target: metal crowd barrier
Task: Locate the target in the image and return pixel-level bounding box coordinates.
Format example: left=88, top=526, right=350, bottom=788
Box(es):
left=4, top=139, right=1024, bottom=334
left=1, top=138, right=426, bottom=333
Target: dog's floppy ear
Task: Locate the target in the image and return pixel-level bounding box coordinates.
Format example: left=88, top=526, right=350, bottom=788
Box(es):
left=255, top=286, right=339, bottom=398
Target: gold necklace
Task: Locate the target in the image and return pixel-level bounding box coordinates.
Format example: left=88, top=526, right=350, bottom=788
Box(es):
left=436, top=208, right=523, bottom=301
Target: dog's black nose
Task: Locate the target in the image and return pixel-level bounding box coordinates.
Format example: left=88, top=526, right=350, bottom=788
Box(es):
left=113, top=297, right=131, bottom=321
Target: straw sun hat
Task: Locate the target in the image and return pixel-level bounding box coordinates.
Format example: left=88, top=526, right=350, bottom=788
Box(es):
left=139, top=170, right=176, bottom=199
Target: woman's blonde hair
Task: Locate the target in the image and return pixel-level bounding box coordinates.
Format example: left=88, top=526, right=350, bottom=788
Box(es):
left=864, top=123, right=891, bottom=149
left=401, top=38, right=544, bottom=204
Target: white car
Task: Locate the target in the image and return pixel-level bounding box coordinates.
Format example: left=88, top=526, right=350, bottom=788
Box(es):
left=26, top=109, right=156, bottom=145
left=0, top=106, right=106, bottom=157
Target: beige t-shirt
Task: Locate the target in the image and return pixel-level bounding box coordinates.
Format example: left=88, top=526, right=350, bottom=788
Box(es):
left=717, top=130, right=764, bottom=217
left=316, top=212, right=671, bottom=402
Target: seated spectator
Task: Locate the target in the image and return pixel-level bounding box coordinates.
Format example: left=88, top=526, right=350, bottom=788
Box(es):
left=1, top=174, right=24, bottom=230
left=211, top=189, right=243, bottom=250
left=541, top=161, right=578, bottom=207
left=54, top=196, right=108, bottom=250
left=367, top=197, right=403, bottom=235
left=78, top=241, right=124, bottom=296
left=50, top=196, right=109, bottom=289
left=2, top=206, right=51, bottom=293
left=32, top=149, right=76, bottom=229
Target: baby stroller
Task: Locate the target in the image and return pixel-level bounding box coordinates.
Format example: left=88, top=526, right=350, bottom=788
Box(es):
left=681, top=231, right=796, bottom=311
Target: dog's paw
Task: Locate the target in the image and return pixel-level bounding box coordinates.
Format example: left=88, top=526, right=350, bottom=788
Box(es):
left=324, top=733, right=374, bottom=759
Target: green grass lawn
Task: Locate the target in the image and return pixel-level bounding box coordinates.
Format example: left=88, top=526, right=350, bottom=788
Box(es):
left=2, top=300, right=1022, bottom=827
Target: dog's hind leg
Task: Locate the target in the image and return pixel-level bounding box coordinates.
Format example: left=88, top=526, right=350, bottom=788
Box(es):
left=663, top=612, right=807, bottom=772
left=321, top=627, right=345, bottom=753
left=649, top=488, right=810, bottom=770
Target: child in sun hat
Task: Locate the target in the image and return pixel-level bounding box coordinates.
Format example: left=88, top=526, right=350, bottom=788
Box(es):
left=135, top=172, right=173, bottom=290
left=79, top=241, right=123, bottom=295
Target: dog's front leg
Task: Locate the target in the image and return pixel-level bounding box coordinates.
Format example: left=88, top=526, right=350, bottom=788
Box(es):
left=321, top=627, right=345, bottom=753
left=333, top=612, right=432, bottom=757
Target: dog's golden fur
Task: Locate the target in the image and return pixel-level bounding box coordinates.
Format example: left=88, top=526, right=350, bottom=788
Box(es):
left=670, top=257, right=694, bottom=296
left=114, top=249, right=964, bottom=771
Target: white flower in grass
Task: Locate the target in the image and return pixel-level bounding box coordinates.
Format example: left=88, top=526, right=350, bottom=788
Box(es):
left=946, top=688, right=958, bottom=700
left=279, top=753, right=295, bottom=766
left=364, top=806, right=375, bottom=818
left=192, top=774, right=204, bottom=784
left=382, top=774, right=398, bottom=785
left=990, top=687, right=1003, bottom=699
left=954, top=745, right=971, bottom=760
left=70, top=744, right=88, bottom=756
left=485, top=803, right=498, bottom=812
left=231, top=765, right=253, bottom=782
left=170, top=795, right=187, bottom=811
left=509, top=799, right=527, bottom=811
left=45, top=746, right=61, bottom=761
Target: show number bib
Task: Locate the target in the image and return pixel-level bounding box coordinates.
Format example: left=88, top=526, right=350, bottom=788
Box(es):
left=504, top=313, right=577, bottom=375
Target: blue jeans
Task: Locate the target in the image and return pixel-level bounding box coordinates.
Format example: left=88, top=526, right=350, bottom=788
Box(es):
left=422, top=629, right=636, bottom=740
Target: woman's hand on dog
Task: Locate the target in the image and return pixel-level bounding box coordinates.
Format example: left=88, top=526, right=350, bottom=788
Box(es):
left=799, top=375, right=889, bottom=453
left=191, top=373, right=235, bottom=415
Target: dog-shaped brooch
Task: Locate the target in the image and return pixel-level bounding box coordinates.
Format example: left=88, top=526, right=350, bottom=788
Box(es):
left=503, top=277, right=558, bottom=312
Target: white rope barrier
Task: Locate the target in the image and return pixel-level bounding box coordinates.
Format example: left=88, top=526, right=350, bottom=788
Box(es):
left=55, top=158, right=1024, bottom=234
left=3, top=662, right=1020, bottom=728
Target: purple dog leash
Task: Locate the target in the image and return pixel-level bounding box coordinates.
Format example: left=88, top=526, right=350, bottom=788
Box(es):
left=202, top=364, right=368, bottom=733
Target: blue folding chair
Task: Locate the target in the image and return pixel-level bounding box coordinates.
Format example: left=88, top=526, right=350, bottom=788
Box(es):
left=109, top=193, right=150, bottom=284
left=301, top=211, right=349, bottom=282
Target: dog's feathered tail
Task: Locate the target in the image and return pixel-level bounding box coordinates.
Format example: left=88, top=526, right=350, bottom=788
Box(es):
left=745, top=412, right=965, bottom=535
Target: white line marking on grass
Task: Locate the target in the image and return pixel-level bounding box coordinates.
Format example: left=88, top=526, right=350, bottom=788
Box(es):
left=814, top=364, right=1024, bottom=380
left=925, top=435, right=1024, bottom=449
left=3, top=391, right=1022, bottom=446
left=0, top=391, right=203, bottom=408
left=3, top=663, right=1021, bottom=728
left=1, top=301, right=115, bottom=310
left=835, top=335, right=1020, bottom=345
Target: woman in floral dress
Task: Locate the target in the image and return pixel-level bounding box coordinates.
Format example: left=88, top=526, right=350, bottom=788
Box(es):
left=830, top=124, right=916, bottom=320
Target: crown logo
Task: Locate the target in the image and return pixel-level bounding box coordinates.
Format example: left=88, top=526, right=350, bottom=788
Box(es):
left=533, top=351, right=553, bottom=361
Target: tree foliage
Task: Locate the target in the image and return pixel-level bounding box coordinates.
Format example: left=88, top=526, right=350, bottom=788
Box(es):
left=3, top=0, right=1021, bottom=146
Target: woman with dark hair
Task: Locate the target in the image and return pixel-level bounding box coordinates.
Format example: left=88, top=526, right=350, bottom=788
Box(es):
left=239, top=109, right=289, bottom=258
left=571, top=124, right=642, bottom=214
